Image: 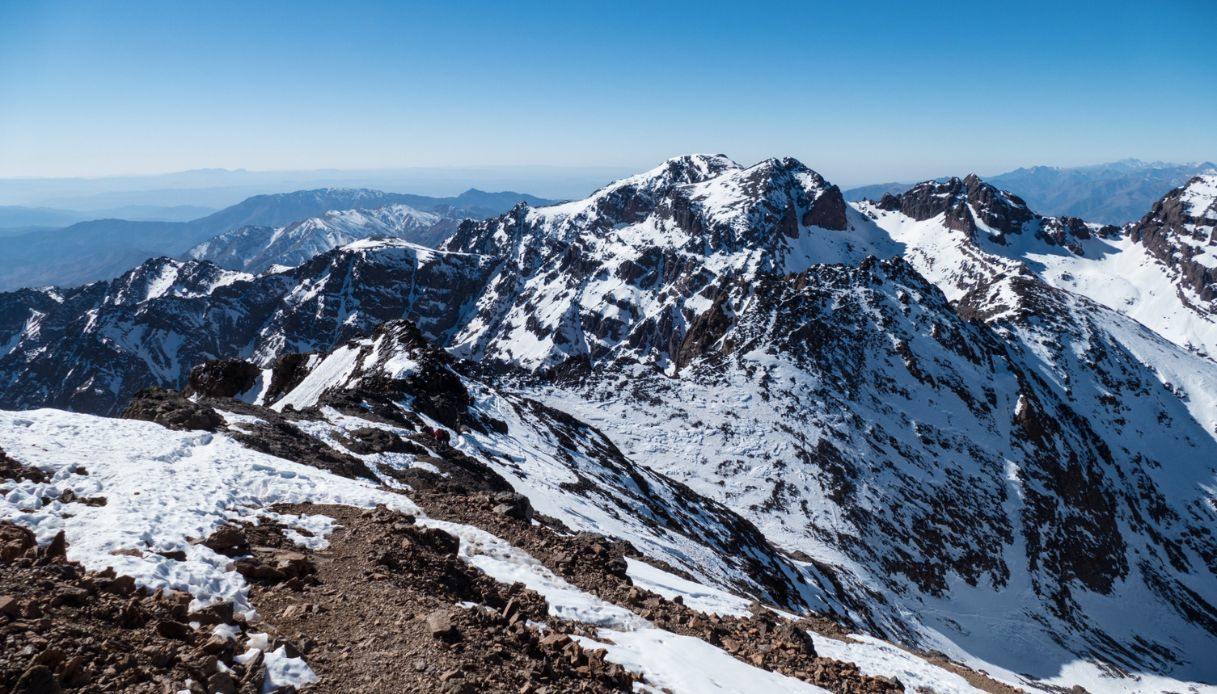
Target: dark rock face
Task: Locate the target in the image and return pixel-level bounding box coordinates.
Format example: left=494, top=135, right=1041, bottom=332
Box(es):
left=228, top=418, right=377, bottom=481
left=262, top=352, right=315, bottom=405
left=674, top=286, right=735, bottom=371
left=186, top=359, right=260, bottom=399
left=962, top=173, right=1036, bottom=235
left=1037, top=216, right=1100, bottom=255
left=804, top=184, right=849, bottom=231
left=342, top=427, right=418, bottom=455
left=120, top=388, right=223, bottom=431
left=878, top=175, right=1036, bottom=237
left=1127, top=175, right=1217, bottom=306
left=0, top=289, right=62, bottom=354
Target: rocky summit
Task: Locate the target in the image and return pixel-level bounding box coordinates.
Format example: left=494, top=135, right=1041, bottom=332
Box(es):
left=2, top=156, right=1217, bottom=693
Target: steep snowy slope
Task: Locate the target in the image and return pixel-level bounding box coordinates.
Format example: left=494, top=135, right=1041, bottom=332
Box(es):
left=204, top=318, right=818, bottom=610
left=187, top=203, right=458, bottom=273
left=537, top=257, right=1217, bottom=686
left=857, top=174, right=1217, bottom=435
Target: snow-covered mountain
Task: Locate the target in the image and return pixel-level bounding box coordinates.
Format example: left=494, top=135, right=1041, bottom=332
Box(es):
left=0, top=242, right=494, bottom=414
left=186, top=203, right=457, bottom=273
left=0, top=187, right=555, bottom=291
left=438, top=157, right=1217, bottom=685
left=860, top=173, right=1217, bottom=367
left=2, top=155, right=1216, bottom=691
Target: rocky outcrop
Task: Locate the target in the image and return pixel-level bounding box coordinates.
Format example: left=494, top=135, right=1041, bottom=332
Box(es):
left=804, top=184, right=849, bottom=231
left=262, top=353, right=315, bottom=405
left=121, top=388, right=223, bottom=432
left=1037, top=216, right=1108, bottom=255
left=1127, top=175, right=1217, bottom=305
left=186, top=359, right=261, bottom=399
left=878, top=174, right=1036, bottom=236
left=228, top=417, right=378, bottom=482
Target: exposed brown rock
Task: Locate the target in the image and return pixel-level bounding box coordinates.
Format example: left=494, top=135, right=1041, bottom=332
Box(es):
left=121, top=387, right=223, bottom=432
left=0, top=521, right=265, bottom=693
left=0, top=447, right=47, bottom=483
left=202, top=525, right=251, bottom=557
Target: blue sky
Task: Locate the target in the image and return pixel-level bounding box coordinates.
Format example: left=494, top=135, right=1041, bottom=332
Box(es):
left=1, top=0, right=1214, bottom=185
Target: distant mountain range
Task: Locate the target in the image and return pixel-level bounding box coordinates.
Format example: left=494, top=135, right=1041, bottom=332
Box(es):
left=186, top=204, right=456, bottom=274
left=0, top=165, right=632, bottom=208
left=845, top=159, right=1217, bottom=224
left=0, top=188, right=555, bottom=290
left=0, top=203, right=216, bottom=231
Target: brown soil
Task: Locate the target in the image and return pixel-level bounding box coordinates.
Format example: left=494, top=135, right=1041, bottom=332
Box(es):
left=916, top=651, right=1026, bottom=694
left=245, top=504, right=636, bottom=693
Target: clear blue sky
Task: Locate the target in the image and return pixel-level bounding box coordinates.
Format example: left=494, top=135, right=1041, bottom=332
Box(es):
left=1, top=0, right=1214, bottom=185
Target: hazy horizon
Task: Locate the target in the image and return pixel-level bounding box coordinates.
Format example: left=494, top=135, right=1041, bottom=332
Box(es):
left=4, top=156, right=1217, bottom=212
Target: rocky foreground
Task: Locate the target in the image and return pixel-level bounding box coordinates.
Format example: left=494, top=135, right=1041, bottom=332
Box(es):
left=0, top=390, right=1015, bottom=692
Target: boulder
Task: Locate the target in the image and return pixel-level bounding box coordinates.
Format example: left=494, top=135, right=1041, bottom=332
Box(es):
left=202, top=525, right=250, bottom=557
left=121, top=387, right=223, bottom=432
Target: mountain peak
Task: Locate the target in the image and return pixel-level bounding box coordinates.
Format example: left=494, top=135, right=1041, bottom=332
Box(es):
left=640, top=154, right=739, bottom=186
left=752, top=155, right=811, bottom=172
left=1127, top=173, right=1217, bottom=303
left=876, top=174, right=1035, bottom=236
